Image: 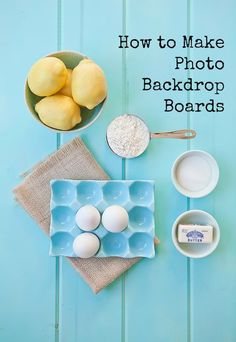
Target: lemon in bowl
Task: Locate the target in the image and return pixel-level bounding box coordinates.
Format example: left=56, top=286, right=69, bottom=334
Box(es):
left=25, top=51, right=107, bottom=132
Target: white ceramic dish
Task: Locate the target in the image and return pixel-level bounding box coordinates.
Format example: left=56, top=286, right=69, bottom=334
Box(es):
left=171, top=150, right=219, bottom=198
left=172, top=210, right=220, bottom=258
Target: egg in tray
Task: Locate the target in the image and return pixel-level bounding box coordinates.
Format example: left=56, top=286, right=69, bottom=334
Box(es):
left=50, top=180, right=156, bottom=258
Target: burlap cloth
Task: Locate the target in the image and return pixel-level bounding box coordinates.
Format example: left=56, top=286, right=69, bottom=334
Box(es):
left=13, top=137, right=140, bottom=293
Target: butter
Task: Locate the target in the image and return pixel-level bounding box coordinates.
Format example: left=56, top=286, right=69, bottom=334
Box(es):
left=178, top=224, right=213, bottom=243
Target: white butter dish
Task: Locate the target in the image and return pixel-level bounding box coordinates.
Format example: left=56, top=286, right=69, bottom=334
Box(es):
left=172, top=210, right=220, bottom=258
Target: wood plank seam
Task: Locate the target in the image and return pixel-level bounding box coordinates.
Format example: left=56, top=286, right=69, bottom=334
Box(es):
left=55, top=1, right=63, bottom=342
left=187, top=1, right=193, bottom=342
left=122, top=0, right=127, bottom=341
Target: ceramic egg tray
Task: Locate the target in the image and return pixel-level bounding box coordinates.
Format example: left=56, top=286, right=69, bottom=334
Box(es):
left=49, top=180, right=155, bottom=258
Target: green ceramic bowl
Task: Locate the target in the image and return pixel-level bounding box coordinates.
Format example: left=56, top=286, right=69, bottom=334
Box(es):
left=25, top=50, right=106, bottom=132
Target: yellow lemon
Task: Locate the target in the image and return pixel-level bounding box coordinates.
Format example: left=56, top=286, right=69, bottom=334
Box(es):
left=57, top=68, right=72, bottom=97
left=35, top=95, right=81, bottom=130
left=72, top=59, right=107, bottom=109
left=28, top=57, right=67, bottom=96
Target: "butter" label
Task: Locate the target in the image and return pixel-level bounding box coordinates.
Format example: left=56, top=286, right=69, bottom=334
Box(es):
left=178, top=224, right=213, bottom=243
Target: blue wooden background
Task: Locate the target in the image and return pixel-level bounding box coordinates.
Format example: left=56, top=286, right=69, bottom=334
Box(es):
left=1, top=0, right=235, bottom=341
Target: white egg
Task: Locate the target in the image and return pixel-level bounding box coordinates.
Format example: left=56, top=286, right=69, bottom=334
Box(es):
left=73, top=233, right=100, bottom=258
left=102, top=205, right=129, bottom=233
left=75, top=205, right=100, bottom=231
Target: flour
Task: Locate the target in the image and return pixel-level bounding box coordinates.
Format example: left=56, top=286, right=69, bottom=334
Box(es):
left=106, top=114, right=150, bottom=158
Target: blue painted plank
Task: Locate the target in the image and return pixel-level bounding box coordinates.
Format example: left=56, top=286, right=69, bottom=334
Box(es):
left=1, top=1, right=234, bottom=341
left=59, top=1, right=124, bottom=341
left=124, top=1, right=189, bottom=341
left=189, top=0, right=236, bottom=341
left=0, top=1, right=58, bottom=341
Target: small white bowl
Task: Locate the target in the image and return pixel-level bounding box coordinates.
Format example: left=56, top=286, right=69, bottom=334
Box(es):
left=171, top=150, right=219, bottom=198
left=172, top=210, right=220, bottom=258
